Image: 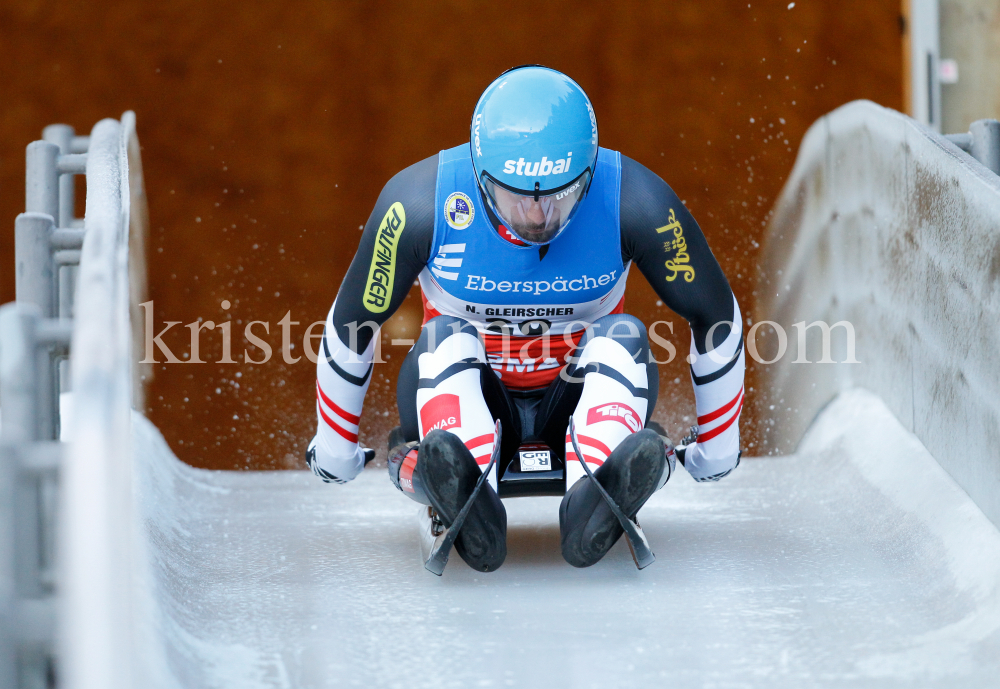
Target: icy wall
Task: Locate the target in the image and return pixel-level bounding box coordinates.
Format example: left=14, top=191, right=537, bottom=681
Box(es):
left=758, top=100, right=1000, bottom=528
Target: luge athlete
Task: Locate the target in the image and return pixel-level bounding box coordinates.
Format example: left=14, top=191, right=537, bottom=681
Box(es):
left=306, top=66, right=745, bottom=572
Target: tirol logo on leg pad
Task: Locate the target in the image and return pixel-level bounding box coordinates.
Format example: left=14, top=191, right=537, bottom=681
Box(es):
left=586, top=402, right=642, bottom=432
left=420, top=394, right=462, bottom=434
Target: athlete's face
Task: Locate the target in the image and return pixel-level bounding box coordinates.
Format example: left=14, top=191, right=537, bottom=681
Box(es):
left=491, top=187, right=562, bottom=243
left=481, top=170, right=590, bottom=246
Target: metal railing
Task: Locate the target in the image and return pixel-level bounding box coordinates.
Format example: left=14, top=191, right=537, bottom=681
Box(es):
left=1, top=114, right=148, bottom=689
left=945, top=118, right=1000, bottom=175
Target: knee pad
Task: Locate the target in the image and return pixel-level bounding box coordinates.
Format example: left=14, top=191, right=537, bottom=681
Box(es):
left=583, top=313, right=650, bottom=361
left=577, top=314, right=657, bottom=419
left=565, top=335, right=651, bottom=486
left=413, top=318, right=499, bottom=490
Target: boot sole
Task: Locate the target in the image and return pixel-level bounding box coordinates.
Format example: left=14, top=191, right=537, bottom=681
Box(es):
left=418, top=430, right=507, bottom=572
left=560, top=430, right=665, bottom=568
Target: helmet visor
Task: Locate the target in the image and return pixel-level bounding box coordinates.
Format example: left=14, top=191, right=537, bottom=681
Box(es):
left=481, top=170, right=591, bottom=245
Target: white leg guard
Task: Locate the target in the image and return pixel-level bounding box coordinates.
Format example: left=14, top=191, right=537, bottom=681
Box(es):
left=415, top=330, right=498, bottom=491
left=312, top=303, right=374, bottom=482
left=685, top=295, right=745, bottom=482
left=564, top=336, right=650, bottom=487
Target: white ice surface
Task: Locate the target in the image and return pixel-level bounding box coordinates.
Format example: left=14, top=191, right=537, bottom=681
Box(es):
left=133, top=388, right=1000, bottom=688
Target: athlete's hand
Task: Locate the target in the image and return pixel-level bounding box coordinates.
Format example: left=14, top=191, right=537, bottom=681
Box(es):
left=674, top=425, right=698, bottom=467
left=676, top=426, right=741, bottom=483
left=305, top=437, right=375, bottom=484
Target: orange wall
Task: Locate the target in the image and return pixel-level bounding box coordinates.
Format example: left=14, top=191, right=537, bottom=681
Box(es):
left=0, top=1, right=902, bottom=469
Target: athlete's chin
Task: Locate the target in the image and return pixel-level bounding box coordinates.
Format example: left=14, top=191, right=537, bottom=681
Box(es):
left=512, top=225, right=557, bottom=244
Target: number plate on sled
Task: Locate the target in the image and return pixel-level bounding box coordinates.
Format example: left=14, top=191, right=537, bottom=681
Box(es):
left=518, top=450, right=551, bottom=472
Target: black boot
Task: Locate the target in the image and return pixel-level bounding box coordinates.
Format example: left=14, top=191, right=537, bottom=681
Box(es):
left=559, top=429, right=666, bottom=568
left=416, top=429, right=507, bottom=572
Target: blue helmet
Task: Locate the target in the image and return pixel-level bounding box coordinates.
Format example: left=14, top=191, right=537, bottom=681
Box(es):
left=470, top=66, right=598, bottom=245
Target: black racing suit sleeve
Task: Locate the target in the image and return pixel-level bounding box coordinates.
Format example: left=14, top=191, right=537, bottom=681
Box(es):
left=619, top=155, right=735, bottom=354
left=332, top=154, right=437, bottom=353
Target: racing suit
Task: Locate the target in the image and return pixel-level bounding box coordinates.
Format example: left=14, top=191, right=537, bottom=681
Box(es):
left=310, top=145, right=745, bottom=489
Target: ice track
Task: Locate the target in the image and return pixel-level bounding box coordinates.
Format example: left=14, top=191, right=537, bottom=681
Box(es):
left=135, top=388, right=1000, bottom=688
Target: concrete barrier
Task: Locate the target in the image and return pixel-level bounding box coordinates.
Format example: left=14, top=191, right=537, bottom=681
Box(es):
left=757, top=99, right=1000, bottom=528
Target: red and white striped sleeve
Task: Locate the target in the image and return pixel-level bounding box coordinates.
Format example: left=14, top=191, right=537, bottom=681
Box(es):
left=685, top=294, right=745, bottom=482
left=311, top=302, right=375, bottom=482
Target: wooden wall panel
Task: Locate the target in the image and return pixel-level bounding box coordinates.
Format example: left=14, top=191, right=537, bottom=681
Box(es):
left=0, top=1, right=902, bottom=468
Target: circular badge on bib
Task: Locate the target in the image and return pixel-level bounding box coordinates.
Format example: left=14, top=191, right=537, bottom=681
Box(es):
left=444, top=191, right=475, bottom=230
